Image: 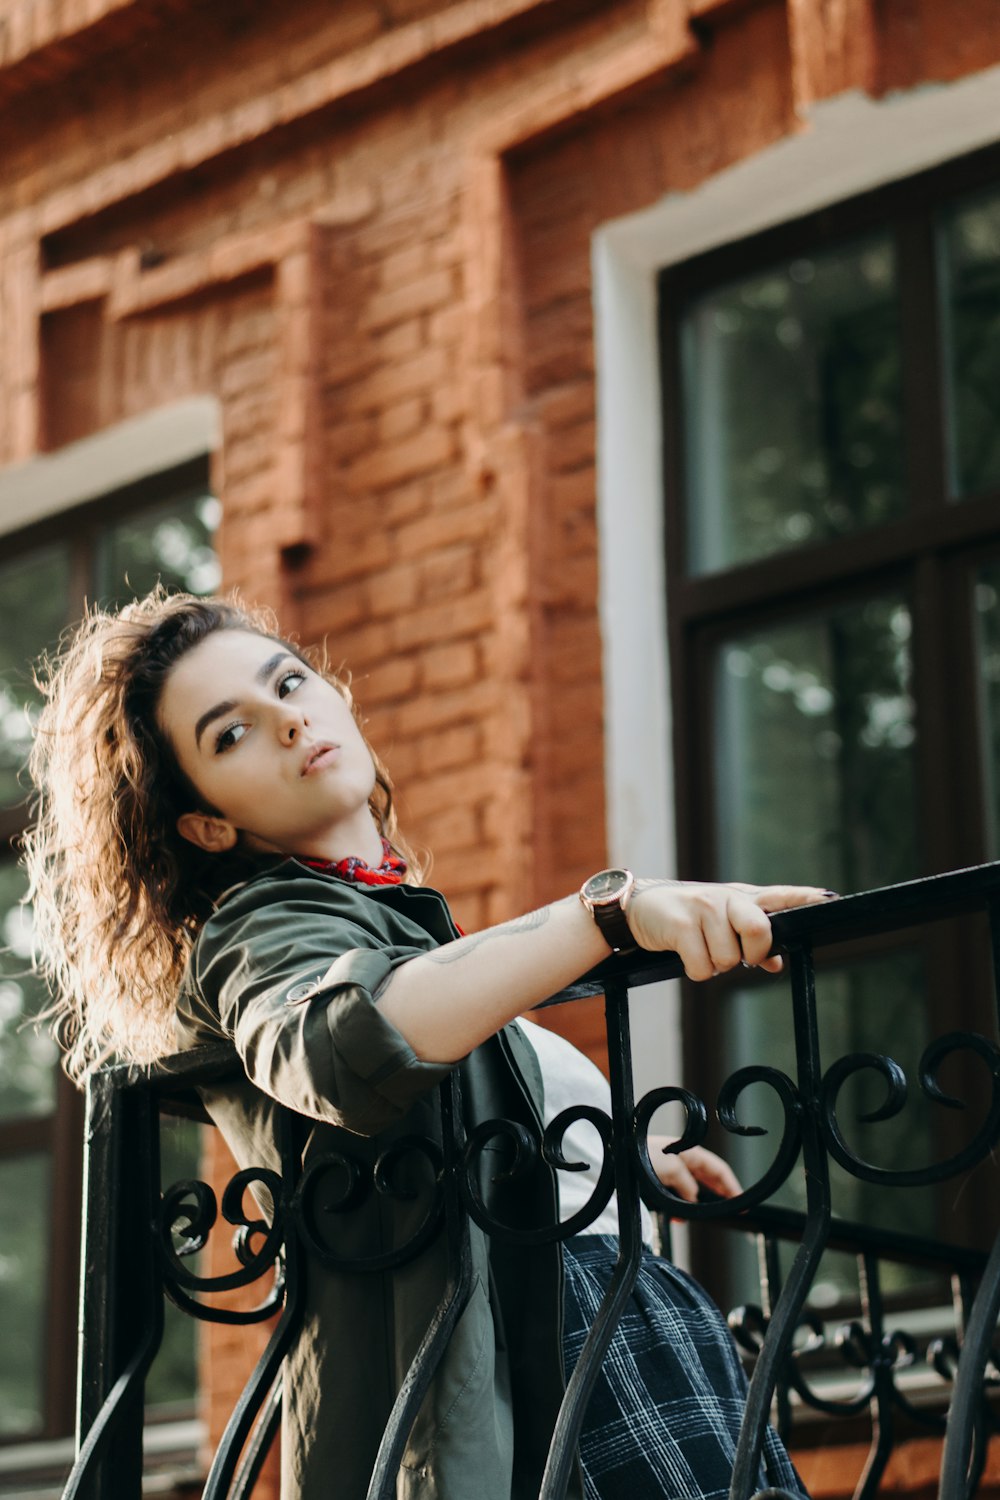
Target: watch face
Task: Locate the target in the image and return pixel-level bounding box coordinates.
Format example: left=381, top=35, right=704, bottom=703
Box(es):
left=585, top=868, right=629, bottom=902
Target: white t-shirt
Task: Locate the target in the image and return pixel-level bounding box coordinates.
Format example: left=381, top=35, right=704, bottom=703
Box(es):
left=516, top=1016, right=655, bottom=1246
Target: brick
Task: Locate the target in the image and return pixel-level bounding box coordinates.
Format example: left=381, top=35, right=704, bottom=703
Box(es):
left=367, top=560, right=421, bottom=616
left=325, top=415, right=379, bottom=463
left=538, top=553, right=599, bottom=609
left=547, top=418, right=596, bottom=473
left=303, top=579, right=368, bottom=632
left=548, top=617, right=601, bottom=681
left=397, top=499, right=493, bottom=556
left=549, top=469, right=596, bottom=513
left=536, top=380, right=594, bottom=430
left=378, top=396, right=424, bottom=443
left=394, top=678, right=495, bottom=736
left=331, top=618, right=394, bottom=667
left=421, top=641, right=478, bottom=690
left=431, top=381, right=467, bottom=424
left=343, top=347, right=449, bottom=412
left=220, top=348, right=274, bottom=398
left=404, top=764, right=492, bottom=818
left=418, top=723, right=481, bottom=774
left=306, top=527, right=393, bottom=586
left=356, top=654, right=419, bottom=704
left=375, top=319, right=423, bottom=361
left=381, top=480, right=431, bottom=524
left=391, top=588, right=493, bottom=650
left=420, top=801, right=479, bottom=850
left=379, top=241, right=429, bottom=287
left=555, top=509, right=597, bottom=559
left=420, top=545, right=476, bottom=601
left=346, top=424, right=455, bottom=492
left=427, top=304, right=464, bottom=347
left=361, top=268, right=456, bottom=331
left=428, top=468, right=473, bottom=511
left=324, top=342, right=380, bottom=388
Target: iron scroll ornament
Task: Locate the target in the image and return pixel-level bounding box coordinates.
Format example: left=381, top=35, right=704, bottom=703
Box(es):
left=157, top=1134, right=451, bottom=1311
left=633, top=1073, right=803, bottom=1220
left=157, top=1168, right=287, bottom=1322
left=819, top=1031, right=1000, bottom=1186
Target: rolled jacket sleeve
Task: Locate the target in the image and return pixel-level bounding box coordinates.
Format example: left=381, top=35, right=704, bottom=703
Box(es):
left=177, top=866, right=455, bottom=1136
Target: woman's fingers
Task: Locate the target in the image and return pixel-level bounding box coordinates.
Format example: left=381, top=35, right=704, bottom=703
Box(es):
left=725, top=893, right=773, bottom=968
left=654, top=1153, right=700, bottom=1201
left=628, top=880, right=835, bottom=978
left=649, top=1136, right=742, bottom=1200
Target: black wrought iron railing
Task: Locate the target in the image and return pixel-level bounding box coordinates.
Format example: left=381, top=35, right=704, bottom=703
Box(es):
left=63, top=862, right=1000, bottom=1500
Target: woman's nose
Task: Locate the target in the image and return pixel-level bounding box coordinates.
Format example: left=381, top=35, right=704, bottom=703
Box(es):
left=278, top=706, right=307, bottom=743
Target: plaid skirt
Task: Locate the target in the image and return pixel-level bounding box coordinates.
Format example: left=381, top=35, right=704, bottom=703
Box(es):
left=563, top=1236, right=808, bottom=1500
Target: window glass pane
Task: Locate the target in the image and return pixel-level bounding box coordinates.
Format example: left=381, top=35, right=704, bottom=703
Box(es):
left=0, top=861, right=58, bottom=1119
left=681, top=234, right=905, bottom=574
left=974, top=559, right=1000, bottom=856
left=146, top=1115, right=202, bottom=1412
left=722, top=949, right=938, bottom=1303
left=95, top=492, right=221, bottom=608
left=0, top=545, right=72, bottom=808
left=713, top=594, right=917, bottom=892
left=0, top=1153, right=51, bottom=1435
left=940, top=183, right=1000, bottom=500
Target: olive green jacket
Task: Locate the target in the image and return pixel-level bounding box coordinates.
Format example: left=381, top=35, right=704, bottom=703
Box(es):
left=175, top=861, right=578, bottom=1500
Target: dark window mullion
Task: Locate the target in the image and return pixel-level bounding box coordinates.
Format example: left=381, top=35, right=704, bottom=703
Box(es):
left=671, top=486, right=1000, bottom=626
left=41, top=1074, right=84, bottom=1437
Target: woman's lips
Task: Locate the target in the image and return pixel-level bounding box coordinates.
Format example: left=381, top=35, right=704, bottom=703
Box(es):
left=302, top=743, right=339, bottom=775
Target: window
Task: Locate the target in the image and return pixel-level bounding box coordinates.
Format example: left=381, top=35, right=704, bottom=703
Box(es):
left=660, top=142, right=1000, bottom=1300
left=0, top=458, right=220, bottom=1472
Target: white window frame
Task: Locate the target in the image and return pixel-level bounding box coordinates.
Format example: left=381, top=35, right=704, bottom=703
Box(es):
left=0, top=397, right=220, bottom=539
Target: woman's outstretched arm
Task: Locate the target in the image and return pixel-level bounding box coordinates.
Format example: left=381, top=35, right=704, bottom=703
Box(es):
left=374, top=879, right=833, bottom=1063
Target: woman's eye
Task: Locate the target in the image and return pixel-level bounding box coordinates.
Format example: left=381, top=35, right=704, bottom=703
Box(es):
left=277, top=670, right=306, bottom=698
left=215, top=722, right=248, bottom=754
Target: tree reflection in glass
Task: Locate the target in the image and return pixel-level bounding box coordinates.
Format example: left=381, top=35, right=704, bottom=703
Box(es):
left=97, top=493, right=221, bottom=606
left=713, top=594, right=917, bottom=893
left=682, top=234, right=905, bottom=574
left=0, top=1154, right=50, bottom=1435
left=0, top=546, right=72, bottom=809
left=0, top=864, right=58, bottom=1120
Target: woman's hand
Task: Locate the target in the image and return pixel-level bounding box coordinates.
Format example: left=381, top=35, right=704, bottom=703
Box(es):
left=647, top=1134, right=741, bottom=1201
left=626, top=880, right=834, bottom=980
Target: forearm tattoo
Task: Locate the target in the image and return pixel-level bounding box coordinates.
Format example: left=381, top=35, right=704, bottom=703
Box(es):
left=426, top=903, right=556, bottom=964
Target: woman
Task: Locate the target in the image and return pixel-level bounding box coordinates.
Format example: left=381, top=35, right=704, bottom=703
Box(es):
left=24, top=589, right=825, bottom=1500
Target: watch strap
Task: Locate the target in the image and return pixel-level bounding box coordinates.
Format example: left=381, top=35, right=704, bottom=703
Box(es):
left=591, top=900, right=635, bottom=952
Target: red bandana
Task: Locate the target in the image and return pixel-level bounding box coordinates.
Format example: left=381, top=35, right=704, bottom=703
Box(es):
left=298, top=837, right=408, bottom=887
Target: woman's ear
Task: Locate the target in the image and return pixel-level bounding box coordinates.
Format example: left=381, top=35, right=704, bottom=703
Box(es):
left=176, top=810, right=238, bottom=854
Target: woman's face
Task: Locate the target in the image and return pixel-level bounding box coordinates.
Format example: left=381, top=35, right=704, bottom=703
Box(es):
left=157, top=628, right=381, bottom=861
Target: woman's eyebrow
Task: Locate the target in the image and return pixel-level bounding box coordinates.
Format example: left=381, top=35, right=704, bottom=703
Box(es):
left=192, top=652, right=295, bottom=749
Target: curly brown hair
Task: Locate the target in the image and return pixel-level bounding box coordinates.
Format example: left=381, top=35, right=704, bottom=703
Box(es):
left=22, top=587, right=421, bottom=1082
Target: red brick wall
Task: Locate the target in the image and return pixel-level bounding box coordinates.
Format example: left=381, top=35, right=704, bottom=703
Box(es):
left=6, top=1, right=1000, bottom=1493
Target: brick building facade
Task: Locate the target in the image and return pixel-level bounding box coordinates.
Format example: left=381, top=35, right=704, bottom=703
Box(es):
left=3, top=1, right=1000, bottom=1495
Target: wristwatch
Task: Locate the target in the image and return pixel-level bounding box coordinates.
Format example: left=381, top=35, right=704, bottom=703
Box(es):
left=579, top=867, right=637, bottom=953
